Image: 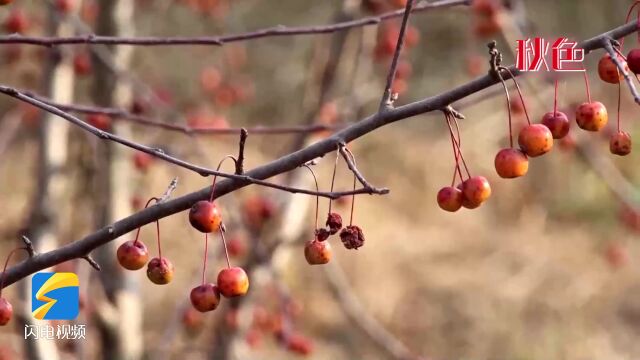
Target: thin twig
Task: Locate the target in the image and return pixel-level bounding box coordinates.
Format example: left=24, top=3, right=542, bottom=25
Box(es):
left=19, top=90, right=341, bottom=135
left=602, top=37, right=640, bottom=105
left=379, top=0, right=416, bottom=110
left=338, top=143, right=381, bottom=192
left=82, top=255, right=101, bottom=271
left=0, top=85, right=383, bottom=199
left=0, top=0, right=469, bottom=48
left=157, top=177, right=179, bottom=203
left=20, top=236, right=37, bottom=258
left=236, top=129, right=248, bottom=175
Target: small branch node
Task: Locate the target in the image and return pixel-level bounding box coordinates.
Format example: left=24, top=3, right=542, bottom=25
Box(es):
left=443, top=106, right=465, bottom=120
left=21, top=235, right=37, bottom=257
left=82, top=255, right=101, bottom=271
left=236, top=128, right=248, bottom=175
left=157, top=177, right=179, bottom=203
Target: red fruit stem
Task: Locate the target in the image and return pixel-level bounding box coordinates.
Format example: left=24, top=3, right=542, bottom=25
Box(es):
left=219, top=227, right=231, bottom=269
left=201, top=233, right=209, bottom=285
left=617, top=81, right=622, bottom=132
left=155, top=219, right=162, bottom=259
left=496, top=70, right=513, bottom=148
left=342, top=147, right=359, bottom=226
left=582, top=63, right=592, bottom=103
left=0, top=247, right=28, bottom=297
left=621, top=0, right=640, bottom=49
left=327, top=150, right=340, bottom=214
left=445, top=115, right=471, bottom=179
left=553, top=78, right=559, bottom=115
left=501, top=67, right=531, bottom=125
left=133, top=197, right=159, bottom=246
left=303, top=165, right=320, bottom=230
left=209, top=155, right=238, bottom=202
left=445, top=113, right=464, bottom=186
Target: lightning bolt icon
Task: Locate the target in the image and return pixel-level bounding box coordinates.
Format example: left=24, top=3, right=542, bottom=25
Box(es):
left=32, top=273, right=79, bottom=320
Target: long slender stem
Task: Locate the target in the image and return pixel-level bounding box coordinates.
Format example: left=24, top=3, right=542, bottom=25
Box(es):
left=303, top=165, right=321, bottom=230
left=0, top=247, right=27, bottom=297
left=327, top=149, right=341, bottom=215
left=209, top=155, right=239, bottom=202
left=496, top=70, right=514, bottom=148
left=156, top=219, right=162, bottom=259
left=553, top=78, right=559, bottom=115
left=445, top=114, right=463, bottom=186
left=133, top=197, right=160, bottom=245
left=445, top=115, right=471, bottom=178
left=341, top=149, right=358, bottom=226
left=617, top=81, right=622, bottom=132
left=621, top=0, right=640, bottom=50
left=582, top=64, right=592, bottom=103
left=219, top=227, right=231, bottom=269
left=500, top=67, right=531, bottom=125
left=201, top=233, right=209, bottom=285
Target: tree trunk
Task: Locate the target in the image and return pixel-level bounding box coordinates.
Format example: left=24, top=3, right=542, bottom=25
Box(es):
left=20, top=4, right=78, bottom=360
left=91, top=1, right=142, bottom=359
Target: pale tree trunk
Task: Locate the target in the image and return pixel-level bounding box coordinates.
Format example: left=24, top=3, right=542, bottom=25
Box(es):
left=91, top=1, right=142, bottom=359
left=20, top=4, right=78, bottom=360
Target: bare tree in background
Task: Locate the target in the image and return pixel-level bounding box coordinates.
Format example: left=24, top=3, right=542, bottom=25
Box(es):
left=19, top=3, right=79, bottom=360
left=90, top=1, right=142, bottom=359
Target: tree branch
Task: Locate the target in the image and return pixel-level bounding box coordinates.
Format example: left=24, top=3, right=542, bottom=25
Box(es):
left=0, top=0, right=469, bottom=48
left=603, top=37, right=640, bottom=105
left=18, top=89, right=341, bottom=135
left=380, top=0, right=415, bottom=110
left=0, top=19, right=637, bottom=288
left=0, top=85, right=380, bottom=199
left=338, top=143, right=381, bottom=192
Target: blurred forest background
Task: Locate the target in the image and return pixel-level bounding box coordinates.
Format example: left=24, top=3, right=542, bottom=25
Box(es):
left=1, top=0, right=640, bottom=359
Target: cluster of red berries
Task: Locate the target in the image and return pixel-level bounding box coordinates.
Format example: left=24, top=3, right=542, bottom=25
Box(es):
left=437, top=112, right=492, bottom=212
left=117, top=198, right=175, bottom=285
left=187, top=165, right=250, bottom=312
left=304, top=152, right=366, bottom=265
